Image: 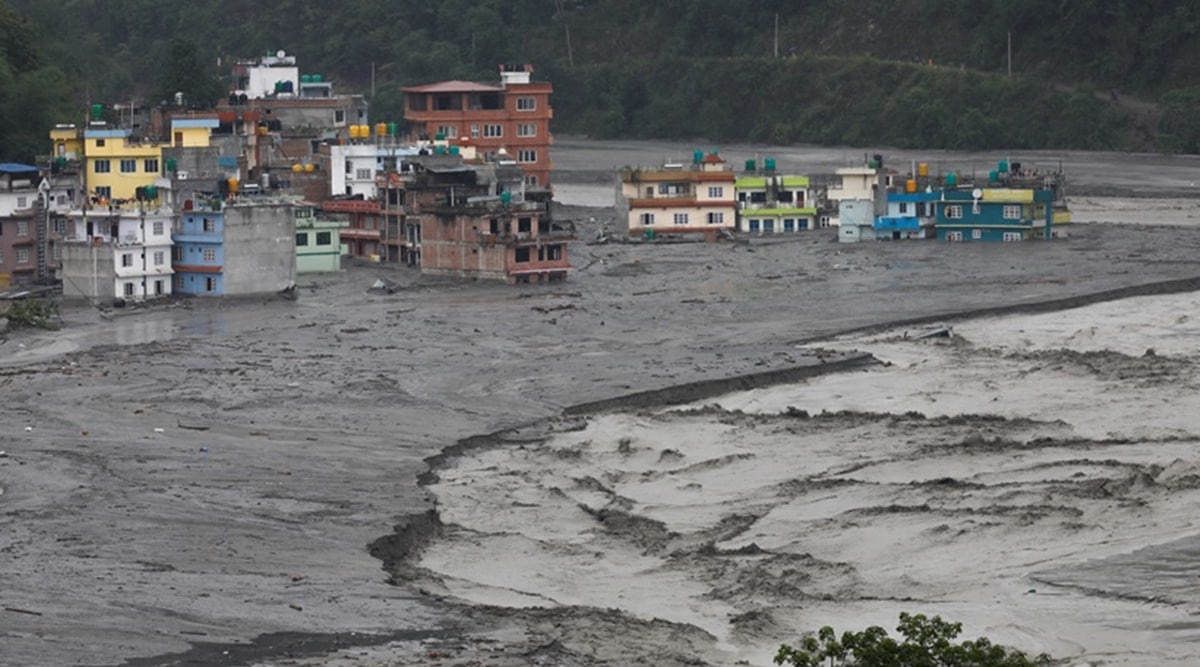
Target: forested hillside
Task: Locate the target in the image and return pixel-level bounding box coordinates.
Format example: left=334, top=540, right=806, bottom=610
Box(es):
left=4, top=0, right=1200, bottom=161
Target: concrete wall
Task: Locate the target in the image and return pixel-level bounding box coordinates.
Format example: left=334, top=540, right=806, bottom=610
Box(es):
left=222, top=203, right=297, bottom=295
left=61, top=243, right=116, bottom=301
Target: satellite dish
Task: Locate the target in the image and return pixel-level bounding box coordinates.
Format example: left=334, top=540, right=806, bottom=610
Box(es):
left=277, top=50, right=286, bottom=58
left=971, top=188, right=983, bottom=199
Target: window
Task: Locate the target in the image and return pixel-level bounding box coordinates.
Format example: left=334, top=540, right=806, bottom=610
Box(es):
left=1003, top=205, right=1021, bottom=219
left=205, top=276, right=216, bottom=292
left=946, top=231, right=963, bottom=242
left=1003, top=232, right=1023, bottom=242
left=173, top=275, right=184, bottom=290
left=95, top=186, right=111, bottom=199
left=517, top=123, right=536, bottom=137
left=154, top=280, right=163, bottom=296
left=470, top=124, right=480, bottom=138
left=296, top=232, right=309, bottom=247
left=17, top=196, right=26, bottom=208
left=514, top=247, right=531, bottom=262
left=16, top=247, right=29, bottom=264
left=153, top=251, right=164, bottom=266
left=516, top=97, right=536, bottom=111
left=518, top=217, right=531, bottom=233
left=335, top=110, right=345, bottom=124
left=124, top=282, right=135, bottom=297
left=436, top=124, right=457, bottom=138
left=144, top=158, right=159, bottom=173
left=120, top=159, right=136, bottom=173
left=355, top=168, right=372, bottom=180
left=945, top=205, right=964, bottom=219
left=54, top=219, right=67, bottom=234
left=152, top=221, right=164, bottom=236
left=673, top=212, right=689, bottom=225
left=899, top=203, right=908, bottom=214
left=639, top=212, right=655, bottom=226
left=17, top=221, right=28, bottom=236
left=707, top=212, right=724, bottom=225
left=707, top=186, right=724, bottom=198
left=545, top=244, right=563, bottom=261
left=525, top=175, right=538, bottom=186
left=483, top=124, right=503, bottom=138
left=316, top=231, right=332, bottom=245
left=172, top=246, right=183, bottom=261
left=202, top=218, right=215, bottom=232
left=94, top=159, right=111, bottom=173
left=748, top=220, right=760, bottom=233
left=95, top=139, right=106, bottom=147
left=972, top=228, right=983, bottom=240
left=203, top=247, right=216, bottom=262
left=121, top=253, right=133, bottom=267
left=517, top=150, right=537, bottom=163
left=783, top=219, right=796, bottom=232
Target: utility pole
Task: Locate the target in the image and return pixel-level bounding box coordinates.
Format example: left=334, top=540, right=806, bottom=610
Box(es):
left=1007, top=31, right=1012, bottom=77
left=774, top=12, right=780, bottom=58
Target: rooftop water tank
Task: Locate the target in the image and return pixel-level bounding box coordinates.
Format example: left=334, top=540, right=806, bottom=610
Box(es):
left=91, top=104, right=103, bottom=120
left=693, top=150, right=703, bottom=164
left=764, top=157, right=776, bottom=171
left=744, top=159, right=756, bottom=172
left=945, top=172, right=958, bottom=186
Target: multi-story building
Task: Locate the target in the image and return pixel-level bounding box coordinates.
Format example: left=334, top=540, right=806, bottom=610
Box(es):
left=408, top=156, right=572, bottom=283
left=60, top=202, right=174, bottom=301
left=294, top=205, right=346, bottom=273
left=403, top=64, right=554, bottom=188
left=827, top=163, right=883, bottom=227
left=172, top=198, right=297, bottom=296
left=322, top=198, right=382, bottom=260
left=735, top=165, right=819, bottom=234
left=82, top=124, right=164, bottom=203
left=935, top=187, right=1059, bottom=242
left=617, top=153, right=737, bottom=241
left=874, top=190, right=938, bottom=240
left=0, top=164, right=41, bottom=286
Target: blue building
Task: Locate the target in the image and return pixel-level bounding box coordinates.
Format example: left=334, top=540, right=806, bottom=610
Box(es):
left=171, top=200, right=224, bottom=294
left=934, top=188, right=1056, bottom=242
left=874, top=191, right=937, bottom=240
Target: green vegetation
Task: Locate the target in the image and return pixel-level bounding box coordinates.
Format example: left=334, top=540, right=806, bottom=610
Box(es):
left=1, top=0, right=1199, bottom=155
left=3, top=299, right=61, bottom=332
left=775, top=612, right=1054, bottom=667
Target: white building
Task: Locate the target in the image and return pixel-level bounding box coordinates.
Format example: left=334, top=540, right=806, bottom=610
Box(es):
left=828, top=165, right=882, bottom=226
left=60, top=204, right=174, bottom=301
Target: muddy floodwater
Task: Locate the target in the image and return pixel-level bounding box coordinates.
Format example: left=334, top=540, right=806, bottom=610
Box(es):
left=4, top=139, right=1200, bottom=666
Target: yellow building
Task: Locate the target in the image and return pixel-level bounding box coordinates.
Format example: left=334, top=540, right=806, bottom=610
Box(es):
left=83, top=127, right=163, bottom=203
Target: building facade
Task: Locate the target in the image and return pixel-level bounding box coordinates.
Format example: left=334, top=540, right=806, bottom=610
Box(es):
left=935, top=188, right=1057, bottom=242
left=736, top=173, right=818, bottom=234
left=172, top=199, right=296, bottom=295
left=295, top=205, right=346, bottom=273
left=61, top=204, right=174, bottom=301
left=618, top=153, right=737, bottom=240
left=403, top=64, right=553, bottom=188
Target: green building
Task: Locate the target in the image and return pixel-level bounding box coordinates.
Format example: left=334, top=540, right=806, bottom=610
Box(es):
left=295, top=206, right=347, bottom=273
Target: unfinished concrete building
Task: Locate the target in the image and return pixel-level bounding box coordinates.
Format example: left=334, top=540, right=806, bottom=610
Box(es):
left=407, top=156, right=572, bottom=283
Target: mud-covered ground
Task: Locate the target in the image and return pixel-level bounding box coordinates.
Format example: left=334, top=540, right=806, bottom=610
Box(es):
left=3, top=140, right=1200, bottom=666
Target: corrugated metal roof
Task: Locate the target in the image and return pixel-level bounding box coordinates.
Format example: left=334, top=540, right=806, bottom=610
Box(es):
left=0, top=163, right=39, bottom=173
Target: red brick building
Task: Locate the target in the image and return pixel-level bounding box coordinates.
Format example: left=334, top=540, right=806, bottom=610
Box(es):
left=408, top=159, right=572, bottom=284
left=402, top=64, right=553, bottom=188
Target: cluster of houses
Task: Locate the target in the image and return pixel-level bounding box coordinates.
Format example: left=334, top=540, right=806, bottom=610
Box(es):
left=0, top=55, right=565, bottom=301
left=617, top=152, right=1070, bottom=244
left=0, top=54, right=1071, bottom=302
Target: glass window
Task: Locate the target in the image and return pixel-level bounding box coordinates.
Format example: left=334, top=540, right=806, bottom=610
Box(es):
left=152, top=221, right=164, bottom=235
left=203, top=247, right=216, bottom=262
left=120, top=159, right=136, bottom=173
left=516, top=97, right=536, bottom=111
left=296, top=232, right=309, bottom=247
left=673, top=212, right=688, bottom=225
left=316, top=231, right=332, bottom=245
left=484, top=124, right=503, bottom=138
left=144, top=159, right=159, bottom=173
left=517, top=124, right=536, bottom=137
left=517, top=150, right=537, bottom=163
left=94, top=159, right=111, bottom=173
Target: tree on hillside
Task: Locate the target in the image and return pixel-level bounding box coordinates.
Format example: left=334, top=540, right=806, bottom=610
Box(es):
left=774, top=612, right=1053, bottom=667
left=0, top=0, right=74, bottom=162
left=156, top=37, right=222, bottom=109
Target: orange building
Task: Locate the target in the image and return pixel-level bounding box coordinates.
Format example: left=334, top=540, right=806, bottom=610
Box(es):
left=402, top=64, right=553, bottom=188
